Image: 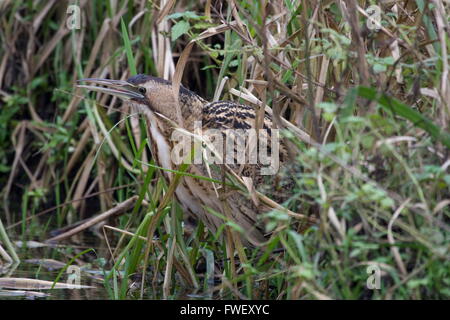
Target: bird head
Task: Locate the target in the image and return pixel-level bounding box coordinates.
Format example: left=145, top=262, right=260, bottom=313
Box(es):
left=77, top=74, right=204, bottom=125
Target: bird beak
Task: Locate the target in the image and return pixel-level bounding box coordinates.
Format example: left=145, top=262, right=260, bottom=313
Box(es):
left=76, top=78, right=145, bottom=100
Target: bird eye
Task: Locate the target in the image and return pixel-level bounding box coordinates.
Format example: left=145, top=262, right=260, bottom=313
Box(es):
left=138, top=87, right=146, bottom=94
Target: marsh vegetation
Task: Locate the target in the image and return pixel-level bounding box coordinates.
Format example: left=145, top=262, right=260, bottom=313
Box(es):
left=0, top=0, right=449, bottom=299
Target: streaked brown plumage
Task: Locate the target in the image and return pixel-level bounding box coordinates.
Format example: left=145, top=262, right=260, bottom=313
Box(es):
left=78, top=74, right=303, bottom=246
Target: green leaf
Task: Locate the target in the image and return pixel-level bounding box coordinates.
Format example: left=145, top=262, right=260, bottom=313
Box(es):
left=167, top=11, right=201, bottom=20
left=193, top=22, right=216, bottom=29
left=373, top=63, right=387, bottom=73
left=30, top=76, right=47, bottom=90
left=407, top=278, right=429, bottom=289
left=171, top=20, right=190, bottom=41
left=229, top=59, right=239, bottom=67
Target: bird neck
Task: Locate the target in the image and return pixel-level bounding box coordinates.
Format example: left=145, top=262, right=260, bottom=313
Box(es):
left=143, top=85, right=206, bottom=132
left=138, top=79, right=206, bottom=131
left=178, top=90, right=206, bottom=130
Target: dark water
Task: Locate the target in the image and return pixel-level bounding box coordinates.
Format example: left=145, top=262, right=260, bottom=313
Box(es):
left=0, top=267, right=108, bottom=300
left=0, top=239, right=210, bottom=300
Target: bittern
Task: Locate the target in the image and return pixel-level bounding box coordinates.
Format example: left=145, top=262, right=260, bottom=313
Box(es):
left=78, top=74, right=307, bottom=246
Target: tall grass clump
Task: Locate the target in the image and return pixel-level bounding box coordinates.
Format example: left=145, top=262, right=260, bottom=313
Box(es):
left=0, top=0, right=449, bottom=299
